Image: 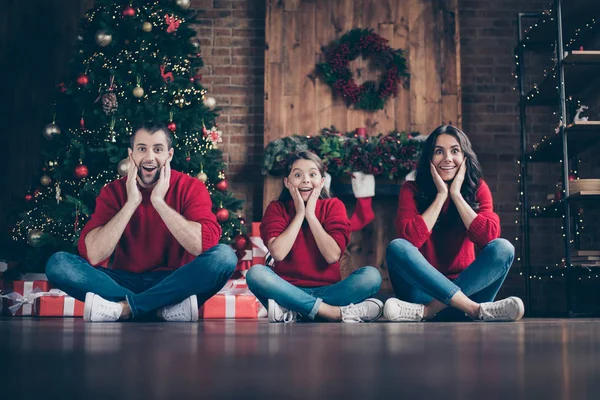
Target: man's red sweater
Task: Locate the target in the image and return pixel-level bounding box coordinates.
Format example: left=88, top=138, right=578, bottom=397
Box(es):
left=396, top=180, right=500, bottom=279
left=78, top=170, right=221, bottom=273
left=260, top=198, right=351, bottom=287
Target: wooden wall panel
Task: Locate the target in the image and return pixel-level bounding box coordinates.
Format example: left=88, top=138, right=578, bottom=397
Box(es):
left=264, top=0, right=461, bottom=290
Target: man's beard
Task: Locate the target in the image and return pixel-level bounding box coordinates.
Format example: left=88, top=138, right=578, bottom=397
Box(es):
left=138, top=166, right=160, bottom=186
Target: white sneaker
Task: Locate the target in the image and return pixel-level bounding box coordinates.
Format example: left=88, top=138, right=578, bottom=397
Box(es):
left=383, top=298, right=425, bottom=322
left=83, top=292, right=123, bottom=322
left=478, top=296, right=525, bottom=322
left=159, top=295, right=199, bottom=322
left=340, top=298, right=384, bottom=323
left=268, top=299, right=298, bottom=323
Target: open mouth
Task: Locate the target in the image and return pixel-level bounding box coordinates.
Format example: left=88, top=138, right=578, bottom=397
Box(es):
left=142, top=165, right=157, bottom=173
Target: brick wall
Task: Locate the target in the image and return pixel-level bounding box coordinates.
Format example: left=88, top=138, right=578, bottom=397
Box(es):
left=190, top=0, right=266, bottom=222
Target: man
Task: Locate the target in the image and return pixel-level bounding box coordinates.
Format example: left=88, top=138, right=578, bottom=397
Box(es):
left=46, top=123, right=238, bottom=322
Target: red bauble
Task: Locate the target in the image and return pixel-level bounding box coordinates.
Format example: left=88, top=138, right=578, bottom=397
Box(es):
left=76, top=74, right=89, bottom=86
left=216, top=208, right=229, bottom=222
left=75, top=164, right=89, bottom=179
left=123, top=6, right=136, bottom=16
left=216, top=179, right=228, bottom=191
left=233, top=234, right=249, bottom=251
left=238, top=217, right=246, bottom=225
left=25, top=193, right=33, bottom=202
left=569, top=174, right=577, bottom=181
left=167, top=121, right=177, bottom=132
left=185, top=156, right=191, bottom=162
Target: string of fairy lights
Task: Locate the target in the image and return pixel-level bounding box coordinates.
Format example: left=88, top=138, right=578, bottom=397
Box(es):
left=514, top=7, right=599, bottom=282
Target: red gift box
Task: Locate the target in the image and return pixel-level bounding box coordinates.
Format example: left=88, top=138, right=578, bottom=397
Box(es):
left=250, top=222, right=268, bottom=266
left=35, top=295, right=84, bottom=317
left=235, top=250, right=252, bottom=276
left=201, top=279, right=260, bottom=319
left=2, top=280, right=52, bottom=316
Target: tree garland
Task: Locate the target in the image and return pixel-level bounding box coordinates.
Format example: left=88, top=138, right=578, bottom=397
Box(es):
left=262, top=127, right=424, bottom=180
left=317, top=28, right=409, bottom=111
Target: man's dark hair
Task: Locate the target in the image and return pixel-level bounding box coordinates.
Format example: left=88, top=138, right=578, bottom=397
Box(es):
left=130, top=122, right=173, bottom=149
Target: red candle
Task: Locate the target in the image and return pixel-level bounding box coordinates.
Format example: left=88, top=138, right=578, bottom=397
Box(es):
left=356, top=127, right=367, bottom=137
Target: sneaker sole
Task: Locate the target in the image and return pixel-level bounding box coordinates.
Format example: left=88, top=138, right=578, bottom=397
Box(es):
left=510, top=297, right=525, bottom=321
left=83, top=292, right=95, bottom=322
left=267, top=299, right=276, bottom=322
left=189, top=295, right=199, bottom=322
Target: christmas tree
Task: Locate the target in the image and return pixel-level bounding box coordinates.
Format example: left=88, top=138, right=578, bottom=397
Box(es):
left=8, top=0, right=246, bottom=271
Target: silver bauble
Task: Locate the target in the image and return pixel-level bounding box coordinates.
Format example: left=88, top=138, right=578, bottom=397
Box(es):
left=204, top=97, right=217, bottom=110
left=118, top=158, right=131, bottom=177
left=43, top=123, right=61, bottom=140
left=176, top=0, right=191, bottom=9
left=27, top=229, right=44, bottom=247
left=95, top=30, right=113, bottom=47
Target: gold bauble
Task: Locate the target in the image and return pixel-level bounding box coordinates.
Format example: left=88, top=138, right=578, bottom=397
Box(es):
left=42, top=123, right=61, bottom=140
left=40, top=175, right=52, bottom=186
left=27, top=229, right=44, bottom=247
left=196, top=171, right=208, bottom=183
left=118, top=158, right=131, bottom=177
left=142, top=22, right=153, bottom=32
left=133, top=86, right=145, bottom=98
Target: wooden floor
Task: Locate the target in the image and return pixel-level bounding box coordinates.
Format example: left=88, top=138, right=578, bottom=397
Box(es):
left=2, top=318, right=600, bottom=399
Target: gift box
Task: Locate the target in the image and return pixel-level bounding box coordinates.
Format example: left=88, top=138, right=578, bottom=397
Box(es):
left=35, top=294, right=84, bottom=317
left=2, top=280, right=52, bottom=316
left=250, top=222, right=269, bottom=266
left=202, top=279, right=261, bottom=319
left=235, top=250, right=252, bottom=276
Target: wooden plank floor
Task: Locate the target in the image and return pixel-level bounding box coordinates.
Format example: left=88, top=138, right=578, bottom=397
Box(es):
left=2, top=318, right=600, bottom=399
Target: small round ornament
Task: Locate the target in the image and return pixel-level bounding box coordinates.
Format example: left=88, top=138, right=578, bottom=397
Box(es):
left=216, top=179, right=228, bottom=191
left=76, top=74, right=89, bottom=86
left=142, top=22, right=153, bottom=32
left=176, top=0, right=191, bottom=9
left=167, top=121, right=177, bottom=132
left=118, top=158, right=131, bottom=177
left=196, top=171, right=208, bottom=182
left=123, top=6, right=136, bottom=16
left=204, top=96, right=217, bottom=110
left=94, top=30, right=113, bottom=47
left=233, top=234, right=249, bottom=251
left=27, top=229, right=45, bottom=247
left=40, top=175, right=52, bottom=186
left=43, top=123, right=61, bottom=140
left=216, top=208, right=229, bottom=222
left=25, top=193, right=33, bottom=202
left=75, top=164, right=89, bottom=179
left=133, top=86, right=144, bottom=98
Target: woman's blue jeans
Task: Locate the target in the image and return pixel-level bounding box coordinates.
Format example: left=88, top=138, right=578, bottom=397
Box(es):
left=386, top=238, right=515, bottom=321
left=45, top=244, right=238, bottom=318
left=246, top=265, right=382, bottom=319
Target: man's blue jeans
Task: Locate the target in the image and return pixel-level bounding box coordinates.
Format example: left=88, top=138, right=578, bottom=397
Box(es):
left=246, top=265, right=382, bottom=319
left=45, top=244, right=238, bottom=318
left=386, top=238, right=515, bottom=321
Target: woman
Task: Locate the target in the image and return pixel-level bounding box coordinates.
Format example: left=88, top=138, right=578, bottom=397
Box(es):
left=384, top=125, right=524, bottom=322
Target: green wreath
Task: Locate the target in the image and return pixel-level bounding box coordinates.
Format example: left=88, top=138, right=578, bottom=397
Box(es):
left=316, top=28, right=409, bottom=111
